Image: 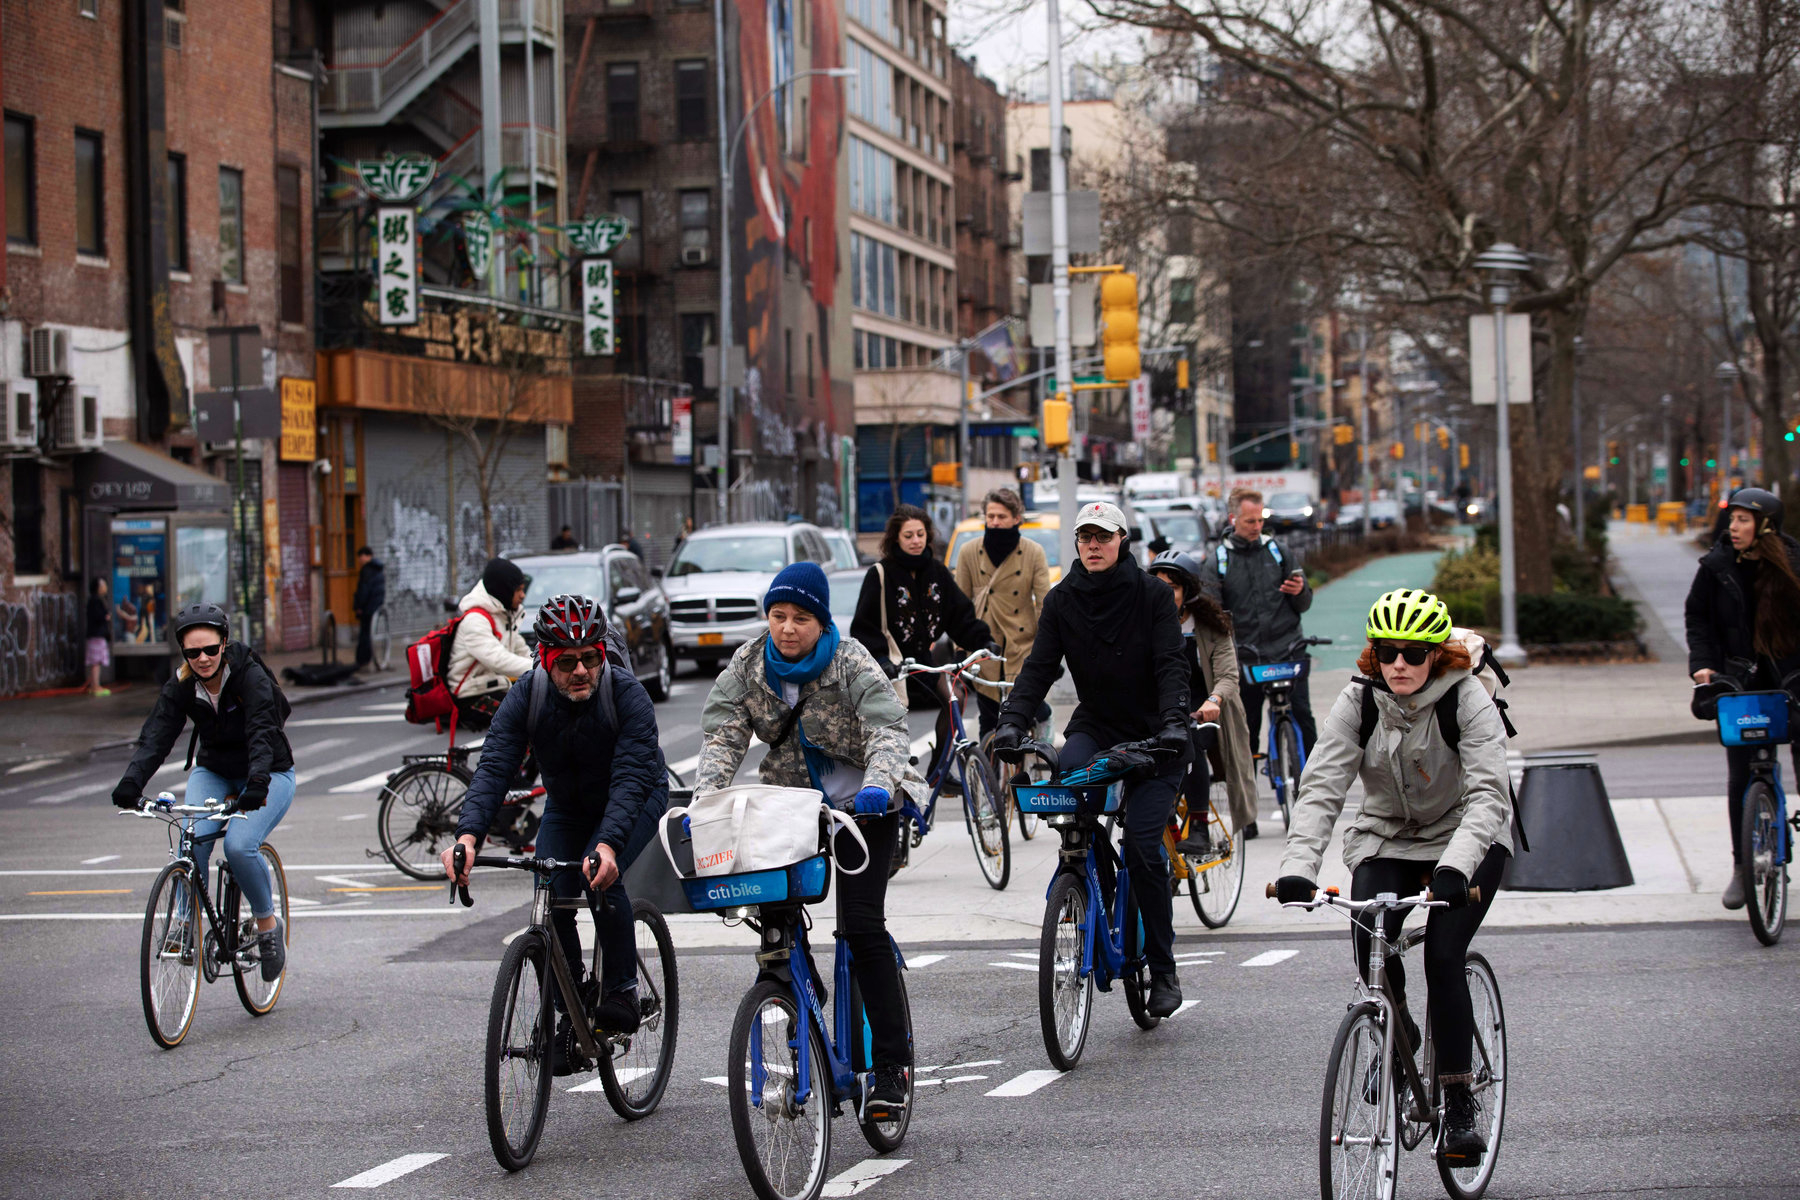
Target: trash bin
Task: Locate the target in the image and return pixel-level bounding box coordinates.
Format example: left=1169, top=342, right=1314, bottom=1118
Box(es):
left=1501, top=751, right=1635, bottom=891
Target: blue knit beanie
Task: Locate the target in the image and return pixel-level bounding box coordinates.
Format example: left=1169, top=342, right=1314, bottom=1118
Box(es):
left=764, top=561, right=833, bottom=625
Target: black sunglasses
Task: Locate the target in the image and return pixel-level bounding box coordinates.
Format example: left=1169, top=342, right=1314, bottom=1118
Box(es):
left=182, top=643, right=224, bottom=662
left=1373, top=642, right=1432, bottom=666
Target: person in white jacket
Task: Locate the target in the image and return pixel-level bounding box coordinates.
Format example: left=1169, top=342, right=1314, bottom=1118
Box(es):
left=448, top=557, right=533, bottom=730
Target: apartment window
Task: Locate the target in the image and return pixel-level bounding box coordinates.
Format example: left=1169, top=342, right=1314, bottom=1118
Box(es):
left=75, top=129, right=104, bottom=255
left=11, top=459, right=43, bottom=576
left=1167, top=211, right=1195, bottom=257
left=608, top=64, right=641, bottom=143
left=218, top=166, right=244, bottom=283
left=1169, top=278, right=1197, bottom=325
left=675, top=61, right=709, bottom=138
left=680, top=313, right=714, bottom=392
left=278, top=165, right=303, bottom=322
left=797, top=97, right=808, bottom=161
left=806, top=333, right=815, bottom=397
left=679, top=189, right=711, bottom=262
left=610, top=191, right=642, bottom=269
left=1030, top=147, right=1050, bottom=193
left=165, top=153, right=187, bottom=270
left=5, top=113, right=35, bottom=246
left=79, top=0, right=98, bottom=15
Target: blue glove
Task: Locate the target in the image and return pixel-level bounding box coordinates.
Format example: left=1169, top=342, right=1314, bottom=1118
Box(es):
left=853, top=786, right=890, bottom=817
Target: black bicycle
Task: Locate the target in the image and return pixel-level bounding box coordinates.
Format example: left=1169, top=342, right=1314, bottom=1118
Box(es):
left=126, top=793, right=290, bottom=1049
left=449, top=843, right=679, bottom=1171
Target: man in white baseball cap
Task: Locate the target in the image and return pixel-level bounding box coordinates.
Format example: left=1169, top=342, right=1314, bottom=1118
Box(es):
left=990, top=495, right=1195, bottom=1017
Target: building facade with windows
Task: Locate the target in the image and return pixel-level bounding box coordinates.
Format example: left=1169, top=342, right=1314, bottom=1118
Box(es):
left=1, top=0, right=320, bottom=693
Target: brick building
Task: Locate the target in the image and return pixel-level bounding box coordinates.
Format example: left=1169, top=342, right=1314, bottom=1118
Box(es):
left=950, top=52, right=1011, bottom=341
left=1, top=1, right=320, bottom=693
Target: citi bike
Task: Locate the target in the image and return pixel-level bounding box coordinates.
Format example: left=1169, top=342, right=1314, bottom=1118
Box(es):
left=1244, top=635, right=1333, bottom=827
left=894, top=648, right=1012, bottom=889
left=1702, top=682, right=1795, bottom=945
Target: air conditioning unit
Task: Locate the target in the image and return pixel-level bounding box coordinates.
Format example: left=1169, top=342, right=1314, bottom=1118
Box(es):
left=2, top=380, right=37, bottom=450
left=52, top=384, right=102, bottom=452
left=681, top=245, right=710, bottom=267
left=28, top=326, right=71, bottom=379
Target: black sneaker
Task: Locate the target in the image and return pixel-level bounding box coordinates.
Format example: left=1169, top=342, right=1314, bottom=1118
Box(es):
left=863, top=1065, right=908, bottom=1120
left=1242, top=821, right=1260, bottom=840
left=1147, top=971, right=1182, bottom=1018
left=257, top=920, right=287, bottom=982
left=595, top=988, right=641, bottom=1035
left=552, top=1015, right=592, bottom=1076
left=1174, top=827, right=1212, bottom=857
left=1440, top=1082, right=1487, bottom=1163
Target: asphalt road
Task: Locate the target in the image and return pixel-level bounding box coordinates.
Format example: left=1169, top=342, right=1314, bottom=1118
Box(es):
left=2, top=668, right=1797, bottom=1199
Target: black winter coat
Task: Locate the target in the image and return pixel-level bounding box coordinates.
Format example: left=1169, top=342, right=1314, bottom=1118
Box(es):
left=999, top=552, right=1191, bottom=747
left=851, top=554, right=991, bottom=670
left=353, top=559, right=387, bottom=618
left=1197, top=533, right=1312, bottom=661
left=457, top=665, right=668, bottom=858
left=120, top=642, right=294, bottom=794
left=1684, top=534, right=1800, bottom=681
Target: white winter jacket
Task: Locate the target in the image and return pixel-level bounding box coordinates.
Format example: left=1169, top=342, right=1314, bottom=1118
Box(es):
left=448, top=581, right=533, bottom=698
left=1279, top=667, right=1513, bottom=883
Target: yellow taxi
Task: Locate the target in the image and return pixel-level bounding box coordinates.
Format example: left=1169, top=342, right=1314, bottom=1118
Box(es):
left=944, top=511, right=1063, bottom=583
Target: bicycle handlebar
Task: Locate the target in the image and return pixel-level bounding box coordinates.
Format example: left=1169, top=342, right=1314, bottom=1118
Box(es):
left=122, top=793, right=248, bottom=821
left=1261, top=883, right=1480, bottom=907
left=448, top=842, right=608, bottom=908
left=897, top=648, right=998, bottom=679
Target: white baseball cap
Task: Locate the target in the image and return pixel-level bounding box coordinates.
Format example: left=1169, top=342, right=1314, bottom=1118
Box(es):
left=1074, top=501, right=1128, bottom=535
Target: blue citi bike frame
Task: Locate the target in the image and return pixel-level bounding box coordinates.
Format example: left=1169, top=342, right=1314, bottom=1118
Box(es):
left=1244, top=635, right=1332, bottom=827
left=893, top=648, right=1011, bottom=890
left=1714, top=688, right=1795, bottom=945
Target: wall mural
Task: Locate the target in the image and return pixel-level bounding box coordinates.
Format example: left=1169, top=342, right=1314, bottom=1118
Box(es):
left=0, top=592, right=82, bottom=697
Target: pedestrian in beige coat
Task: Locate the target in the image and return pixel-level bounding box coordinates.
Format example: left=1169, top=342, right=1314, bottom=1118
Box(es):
left=955, top=489, right=1052, bottom=737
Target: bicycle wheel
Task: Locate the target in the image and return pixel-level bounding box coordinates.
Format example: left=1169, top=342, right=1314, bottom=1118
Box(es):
left=858, top=965, right=913, bottom=1153
left=371, top=609, right=392, bottom=671
left=1438, top=953, right=1507, bottom=1200
left=1039, top=873, right=1094, bottom=1070
left=377, top=761, right=470, bottom=880
left=231, top=843, right=289, bottom=1016
left=599, top=900, right=680, bottom=1120
left=1320, top=1001, right=1398, bottom=1200
left=728, top=979, right=832, bottom=1200
left=982, top=733, right=1039, bottom=842
left=1275, top=722, right=1301, bottom=830
left=139, top=862, right=201, bottom=1049
left=484, top=931, right=554, bottom=1171
left=1122, top=901, right=1159, bottom=1031
left=961, top=748, right=1011, bottom=890
left=888, top=814, right=912, bottom=879
left=1190, top=795, right=1246, bottom=929
left=1740, top=780, right=1788, bottom=946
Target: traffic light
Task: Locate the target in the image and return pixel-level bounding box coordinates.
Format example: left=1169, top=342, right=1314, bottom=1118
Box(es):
left=1334, top=424, right=1355, bottom=445
left=1414, top=423, right=1424, bottom=441
left=1436, top=427, right=1450, bottom=450
left=1289, top=440, right=1300, bottom=460
left=1705, top=458, right=1717, bottom=469
left=1459, top=444, right=1470, bottom=469
left=1177, top=358, right=1190, bottom=390
left=1100, top=272, right=1140, bottom=382
left=1043, top=397, right=1072, bottom=448
left=931, top=462, right=960, bottom=486
left=1390, top=442, right=1405, bottom=460
left=1680, top=456, right=1690, bottom=466
left=1206, top=441, right=1217, bottom=462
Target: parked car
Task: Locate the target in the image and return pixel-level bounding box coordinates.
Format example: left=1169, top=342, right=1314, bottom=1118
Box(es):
left=944, top=511, right=1064, bottom=584
left=826, top=568, right=867, bottom=628
left=819, top=527, right=870, bottom=571
left=1265, top=489, right=1320, bottom=532
left=661, top=522, right=834, bottom=671
left=1131, top=510, right=1211, bottom=564
left=514, top=546, right=674, bottom=701
left=1336, top=500, right=1403, bottom=530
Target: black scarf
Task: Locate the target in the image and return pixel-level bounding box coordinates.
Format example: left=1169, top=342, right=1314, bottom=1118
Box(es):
left=983, top=526, right=1021, bottom=565
left=1064, top=550, right=1141, bottom=644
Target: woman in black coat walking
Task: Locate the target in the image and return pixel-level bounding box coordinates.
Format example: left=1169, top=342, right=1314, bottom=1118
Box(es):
left=1684, top=487, right=1800, bottom=910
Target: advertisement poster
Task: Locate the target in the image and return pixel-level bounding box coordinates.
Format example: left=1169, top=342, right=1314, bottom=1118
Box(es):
left=672, top=395, right=693, bottom=464
left=110, top=519, right=167, bottom=645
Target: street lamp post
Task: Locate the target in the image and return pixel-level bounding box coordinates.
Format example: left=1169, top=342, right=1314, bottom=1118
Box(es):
left=1571, top=335, right=1585, bottom=547
left=1474, top=242, right=1531, bottom=668
left=711, top=63, right=854, bottom=526
left=1660, top=393, right=1673, bottom=506
left=1714, top=361, right=1741, bottom=503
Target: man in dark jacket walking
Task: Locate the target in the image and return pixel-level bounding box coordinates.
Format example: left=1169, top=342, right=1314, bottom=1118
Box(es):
left=444, top=594, right=668, bottom=1073
left=1199, top=489, right=1317, bottom=756
left=352, top=547, right=386, bottom=670
left=991, top=501, right=1192, bottom=1016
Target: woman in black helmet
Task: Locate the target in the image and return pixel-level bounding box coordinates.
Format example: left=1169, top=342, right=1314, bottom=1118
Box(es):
left=1684, top=486, right=1800, bottom=910
left=111, top=602, right=295, bottom=981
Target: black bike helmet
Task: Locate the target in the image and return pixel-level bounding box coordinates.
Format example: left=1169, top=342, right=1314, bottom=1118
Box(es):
left=1727, top=487, right=1784, bottom=536
left=1148, top=548, right=1203, bottom=597
left=534, top=594, right=607, bottom=648
left=170, top=602, right=231, bottom=643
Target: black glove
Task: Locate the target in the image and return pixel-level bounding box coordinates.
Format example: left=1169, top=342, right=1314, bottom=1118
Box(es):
left=1275, top=875, right=1318, bottom=904
left=880, top=658, right=901, bottom=680
left=111, top=782, right=141, bottom=810
left=1431, top=866, right=1471, bottom=909
left=1155, top=721, right=1191, bottom=758
left=235, top=782, right=269, bottom=813
left=983, top=641, right=1005, bottom=659
left=988, top=723, right=1025, bottom=758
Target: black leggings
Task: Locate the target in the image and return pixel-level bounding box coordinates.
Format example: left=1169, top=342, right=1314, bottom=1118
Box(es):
left=1350, top=845, right=1508, bottom=1077
left=832, top=813, right=911, bottom=1069
left=1183, top=725, right=1218, bottom=814
left=1725, top=744, right=1800, bottom=863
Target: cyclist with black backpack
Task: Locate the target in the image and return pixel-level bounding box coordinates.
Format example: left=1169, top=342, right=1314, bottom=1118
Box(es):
left=111, top=602, right=294, bottom=982
left=442, top=594, right=668, bottom=1074
left=1274, top=588, right=1513, bottom=1167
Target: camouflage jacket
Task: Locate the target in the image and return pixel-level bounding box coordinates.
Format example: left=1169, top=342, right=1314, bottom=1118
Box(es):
left=697, top=632, right=922, bottom=811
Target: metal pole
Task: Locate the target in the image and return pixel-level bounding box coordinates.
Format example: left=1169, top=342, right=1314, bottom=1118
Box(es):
left=1721, top=378, right=1732, bottom=502
left=1571, top=336, right=1584, bottom=544
left=958, top=342, right=971, bottom=517
left=478, top=0, right=503, bottom=299
left=1596, top=401, right=1606, bottom=504
left=1490, top=290, right=1525, bottom=666
left=1358, top=321, right=1372, bottom=540
left=1047, top=0, right=1077, bottom=568
left=524, top=0, right=539, bottom=304
left=1661, top=395, right=1672, bottom=506
left=713, top=0, right=732, bottom=525
left=229, top=334, right=249, bottom=645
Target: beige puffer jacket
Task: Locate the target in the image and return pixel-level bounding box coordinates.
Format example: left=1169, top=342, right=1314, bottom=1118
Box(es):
left=448, top=581, right=532, bottom=698
left=1279, top=667, right=1513, bottom=883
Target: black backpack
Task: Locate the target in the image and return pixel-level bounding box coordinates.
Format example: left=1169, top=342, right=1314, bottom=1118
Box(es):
left=523, top=620, right=629, bottom=744
left=182, top=647, right=292, bottom=771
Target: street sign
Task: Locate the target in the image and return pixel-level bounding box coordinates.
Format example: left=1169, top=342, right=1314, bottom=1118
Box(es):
left=672, top=395, right=693, bottom=464
left=462, top=211, right=494, bottom=281
left=193, top=389, right=280, bottom=442
left=1029, top=280, right=1095, bottom=347
left=1469, top=313, right=1531, bottom=405
left=581, top=258, right=615, bottom=356
left=1129, top=375, right=1151, bottom=441
left=278, top=378, right=316, bottom=462
left=1022, top=191, right=1101, bottom=255
left=206, top=325, right=262, bottom=390
left=376, top=207, right=418, bottom=326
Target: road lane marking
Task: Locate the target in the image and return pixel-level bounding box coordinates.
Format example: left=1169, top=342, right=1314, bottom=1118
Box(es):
left=568, top=1067, right=652, bottom=1092
left=328, top=885, right=441, bottom=892
left=669, top=754, right=700, bottom=776
left=822, top=1157, right=911, bottom=1197
left=27, top=889, right=131, bottom=895
left=702, top=1076, right=728, bottom=1086
left=1169, top=1000, right=1198, bottom=1018
left=0, top=908, right=472, bottom=921
left=288, top=714, right=407, bottom=727
left=358, top=702, right=411, bottom=712
left=915, top=1075, right=988, bottom=1088
left=6, top=759, right=60, bottom=774
left=948, top=1059, right=1003, bottom=1069
left=290, top=737, right=355, bottom=758
left=985, top=1069, right=1064, bottom=1097
left=81, top=855, right=121, bottom=865
left=1006, top=950, right=1035, bottom=958
left=338, top=812, right=370, bottom=821
left=330, top=773, right=394, bottom=794
left=1241, top=950, right=1298, bottom=967
left=988, top=961, right=1036, bottom=972
left=906, top=954, right=945, bottom=968
left=331, top=1153, right=448, bottom=1189
left=295, top=745, right=420, bottom=787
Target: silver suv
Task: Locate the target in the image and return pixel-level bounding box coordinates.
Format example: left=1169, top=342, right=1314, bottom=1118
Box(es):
left=662, top=522, right=836, bottom=670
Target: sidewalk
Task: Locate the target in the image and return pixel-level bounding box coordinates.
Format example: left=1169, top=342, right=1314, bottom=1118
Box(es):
left=0, top=646, right=404, bottom=769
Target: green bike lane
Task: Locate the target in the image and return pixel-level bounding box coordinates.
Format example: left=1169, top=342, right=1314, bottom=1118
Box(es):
left=1303, top=549, right=1442, bottom=671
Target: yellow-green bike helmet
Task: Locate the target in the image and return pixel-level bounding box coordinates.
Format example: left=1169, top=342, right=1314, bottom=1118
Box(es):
left=1365, top=588, right=1453, bottom=643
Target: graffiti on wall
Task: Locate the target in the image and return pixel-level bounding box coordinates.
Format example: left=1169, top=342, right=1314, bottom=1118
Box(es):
left=381, top=488, right=451, bottom=624
left=458, top=502, right=531, bottom=587
left=813, top=480, right=841, bottom=528
left=0, top=592, right=81, bottom=696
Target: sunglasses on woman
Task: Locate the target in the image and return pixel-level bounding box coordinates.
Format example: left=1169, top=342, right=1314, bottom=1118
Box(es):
left=1373, top=641, right=1433, bottom=666
left=181, top=643, right=224, bottom=662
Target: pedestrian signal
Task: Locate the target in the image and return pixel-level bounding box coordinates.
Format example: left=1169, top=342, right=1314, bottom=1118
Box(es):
left=1043, top=398, right=1072, bottom=448
left=1458, top=444, right=1470, bottom=468
left=1176, top=359, right=1190, bottom=390
left=1437, top=428, right=1450, bottom=449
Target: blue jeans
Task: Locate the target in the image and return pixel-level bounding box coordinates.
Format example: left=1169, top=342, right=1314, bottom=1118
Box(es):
left=536, top=806, right=637, bottom=1001
left=184, top=767, right=296, bottom=920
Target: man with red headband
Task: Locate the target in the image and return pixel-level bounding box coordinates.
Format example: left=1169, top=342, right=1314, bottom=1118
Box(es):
left=443, top=594, right=668, bottom=1074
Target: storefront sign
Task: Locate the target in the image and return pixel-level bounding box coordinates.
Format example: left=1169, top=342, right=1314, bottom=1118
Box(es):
left=355, top=154, right=438, bottom=203
left=377, top=206, right=418, bottom=326
left=463, top=212, right=494, bottom=282
left=582, top=258, right=616, bottom=356
left=566, top=217, right=632, bottom=257
left=280, top=378, right=317, bottom=462
left=672, top=395, right=693, bottom=464
left=1129, top=375, right=1152, bottom=442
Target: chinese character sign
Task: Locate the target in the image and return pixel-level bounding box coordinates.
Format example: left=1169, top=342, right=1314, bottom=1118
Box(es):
left=1129, top=375, right=1152, bottom=442
left=566, top=217, right=632, bottom=257
left=356, top=154, right=438, bottom=203
left=582, top=258, right=615, bottom=356
left=463, top=212, right=494, bottom=282
left=377, top=206, right=417, bottom=326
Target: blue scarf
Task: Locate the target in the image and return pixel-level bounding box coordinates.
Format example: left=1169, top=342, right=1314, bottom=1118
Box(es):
left=763, top=623, right=842, bottom=790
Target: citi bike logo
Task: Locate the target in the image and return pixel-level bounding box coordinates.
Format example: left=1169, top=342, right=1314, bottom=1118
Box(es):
left=703, top=876, right=772, bottom=905
left=1736, top=713, right=1773, bottom=728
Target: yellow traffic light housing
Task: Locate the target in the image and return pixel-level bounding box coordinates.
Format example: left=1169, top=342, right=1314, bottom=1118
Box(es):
left=1390, top=442, right=1405, bottom=460
left=1437, top=427, right=1450, bottom=449
left=1043, top=398, right=1072, bottom=448
left=931, top=462, right=960, bottom=487
left=1459, top=444, right=1471, bottom=468
left=1100, top=273, right=1140, bottom=382
left=1176, top=358, right=1190, bottom=390
left=1334, top=424, right=1354, bottom=445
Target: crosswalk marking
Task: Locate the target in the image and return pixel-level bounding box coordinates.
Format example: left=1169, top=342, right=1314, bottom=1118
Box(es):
left=1169, top=1000, right=1198, bottom=1018
left=985, top=1069, right=1065, bottom=1098
left=330, top=773, right=394, bottom=794
left=988, top=961, right=1036, bottom=972
left=568, top=1067, right=652, bottom=1092
left=331, top=1153, right=447, bottom=1188
left=1241, top=949, right=1299, bottom=967
left=906, top=954, right=945, bottom=968
left=822, top=1157, right=911, bottom=1197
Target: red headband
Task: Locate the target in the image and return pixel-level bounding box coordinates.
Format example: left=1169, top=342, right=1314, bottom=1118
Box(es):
left=541, top=643, right=605, bottom=673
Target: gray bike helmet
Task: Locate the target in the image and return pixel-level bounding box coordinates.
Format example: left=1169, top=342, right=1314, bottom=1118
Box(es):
left=1727, top=487, right=1784, bottom=536
left=1148, top=549, right=1203, bottom=597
